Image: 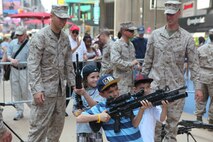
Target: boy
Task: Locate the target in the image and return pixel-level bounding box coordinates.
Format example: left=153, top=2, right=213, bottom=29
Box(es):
left=77, top=74, right=151, bottom=142
left=132, top=74, right=168, bottom=142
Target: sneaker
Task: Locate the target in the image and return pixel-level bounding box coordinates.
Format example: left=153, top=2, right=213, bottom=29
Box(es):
left=13, top=113, right=23, bottom=121
left=197, top=116, right=202, bottom=122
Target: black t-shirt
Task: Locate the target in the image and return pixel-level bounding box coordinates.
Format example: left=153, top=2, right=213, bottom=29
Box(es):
left=132, top=37, right=148, bottom=59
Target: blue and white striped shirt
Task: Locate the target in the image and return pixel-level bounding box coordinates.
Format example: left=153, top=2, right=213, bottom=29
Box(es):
left=83, top=102, right=143, bottom=142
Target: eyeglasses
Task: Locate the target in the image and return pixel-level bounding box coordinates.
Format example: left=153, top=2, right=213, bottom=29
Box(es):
left=72, top=30, right=79, bottom=35
left=126, top=29, right=135, bottom=33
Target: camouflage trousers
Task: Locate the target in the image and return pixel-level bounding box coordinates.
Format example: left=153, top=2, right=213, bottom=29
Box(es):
left=117, top=75, right=133, bottom=95
left=28, top=95, right=66, bottom=142
left=195, top=83, right=213, bottom=120
left=77, top=132, right=103, bottom=142
left=155, top=98, right=185, bottom=142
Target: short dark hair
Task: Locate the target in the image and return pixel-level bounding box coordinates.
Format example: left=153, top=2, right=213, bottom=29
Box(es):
left=117, top=31, right=122, bottom=39
left=198, top=36, right=205, bottom=45
left=10, top=31, right=16, bottom=40
left=134, top=81, right=151, bottom=88
left=100, top=30, right=110, bottom=37
left=83, top=34, right=92, bottom=42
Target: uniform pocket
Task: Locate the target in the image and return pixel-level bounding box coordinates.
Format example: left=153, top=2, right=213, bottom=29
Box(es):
left=199, top=55, right=208, bottom=66
left=173, top=45, right=185, bottom=64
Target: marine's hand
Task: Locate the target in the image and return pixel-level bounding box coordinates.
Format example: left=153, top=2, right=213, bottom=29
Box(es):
left=0, top=130, right=12, bottom=142
left=195, top=89, right=203, bottom=102
left=131, top=59, right=139, bottom=67
left=34, top=92, right=45, bottom=106
left=100, top=110, right=111, bottom=122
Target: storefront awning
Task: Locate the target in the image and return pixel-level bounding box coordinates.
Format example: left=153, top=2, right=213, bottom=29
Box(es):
left=179, top=14, right=213, bottom=33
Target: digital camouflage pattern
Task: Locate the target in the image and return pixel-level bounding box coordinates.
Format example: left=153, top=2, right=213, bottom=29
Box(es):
left=28, top=26, right=75, bottom=97
left=142, top=26, right=201, bottom=142
left=100, top=39, right=114, bottom=75
left=51, top=5, right=69, bottom=19
left=27, top=25, right=75, bottom=142
left=143, top=26, right=201, bottom=90
left=195, top=43, right=213, bottom=120
left=111, top=38, right=136, bottom=94
left=197, top=44, right=213, bottom=84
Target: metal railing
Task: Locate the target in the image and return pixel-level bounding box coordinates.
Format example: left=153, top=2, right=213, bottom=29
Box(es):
left=0, top=59, right=194, bottom=106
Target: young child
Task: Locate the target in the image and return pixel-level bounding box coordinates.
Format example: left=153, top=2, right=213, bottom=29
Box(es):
left=76, top=74, right=152, bottom=142
left=132, top=74, right=168, bottom=142
left=72, top=64, right=105, bottom=142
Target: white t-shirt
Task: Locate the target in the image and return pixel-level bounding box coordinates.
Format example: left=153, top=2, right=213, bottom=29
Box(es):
left=139, top=106, right=162, bottom=142
left=69, top=35, right=87, bottom=62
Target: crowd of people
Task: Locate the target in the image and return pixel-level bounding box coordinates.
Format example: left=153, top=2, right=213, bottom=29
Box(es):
left=0, top=0, right=212, bottom=142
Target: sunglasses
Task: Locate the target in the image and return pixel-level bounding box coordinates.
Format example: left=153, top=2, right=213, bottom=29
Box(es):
left=126, top=29, right=135, bottom=33
left=72, top=30, right=79, bottom=35
left=16, top=34, right=24, bottom=37
left=166, top=13, right=176, bottom=16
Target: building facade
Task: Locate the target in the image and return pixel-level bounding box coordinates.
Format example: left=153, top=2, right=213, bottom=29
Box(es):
left=65, top=0, right=100, bottom=37
left=100, top=0, right=167, bottom=37
left=179, top=0, right=213, bottom=33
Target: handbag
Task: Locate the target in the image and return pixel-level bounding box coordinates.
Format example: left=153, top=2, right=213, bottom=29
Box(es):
left=3, top=39, right=28, bottom=81
left=3, top=64, right=11, bottom=81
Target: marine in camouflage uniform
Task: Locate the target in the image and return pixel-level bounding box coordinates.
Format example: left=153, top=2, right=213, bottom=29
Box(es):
left=111, top=22, right=139, bottom=95
left=195, top=29, right=213, bottom=124
left=99, top=30, right=114, bottom=75
left=27, top=5, right=75, bottom=142
left=142, top=1, right=202, bottom=142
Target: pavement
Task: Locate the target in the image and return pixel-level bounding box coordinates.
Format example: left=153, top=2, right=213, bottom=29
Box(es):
left=0, top=81, right=213, bottom=142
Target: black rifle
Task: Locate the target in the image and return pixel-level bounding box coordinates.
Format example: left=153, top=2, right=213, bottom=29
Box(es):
left=90, top=86, right=187, bottom=133
left=161, top=124, right=196, bottom=142
left=75, top=53, right=83, bottom=109
left=161, top=120, right=213, bottom=142
left=178, top=120, right=213, bottom=130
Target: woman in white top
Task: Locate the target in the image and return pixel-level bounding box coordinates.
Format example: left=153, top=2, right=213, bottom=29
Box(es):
left=83, top=35, right=101, bottom=69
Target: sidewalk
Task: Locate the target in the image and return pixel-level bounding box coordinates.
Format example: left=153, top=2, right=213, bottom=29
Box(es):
left=1, top=81, right=213, bottom=142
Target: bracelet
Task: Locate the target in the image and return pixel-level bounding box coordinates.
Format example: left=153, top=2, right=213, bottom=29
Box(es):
left=97, top=114, right=101, bottom=123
